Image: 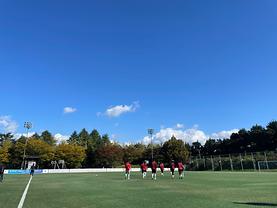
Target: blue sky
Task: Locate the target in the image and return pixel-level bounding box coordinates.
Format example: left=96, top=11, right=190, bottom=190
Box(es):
left=1, top=0, right=277, bottom=144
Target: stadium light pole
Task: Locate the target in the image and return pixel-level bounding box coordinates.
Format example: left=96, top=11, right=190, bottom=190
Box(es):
left=148, top=129, right=154, bottom=161
left=22, top=121, right=32, bottom=169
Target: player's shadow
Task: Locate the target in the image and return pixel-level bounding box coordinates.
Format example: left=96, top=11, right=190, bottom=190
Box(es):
left=233, top=202, right=277, bottom=207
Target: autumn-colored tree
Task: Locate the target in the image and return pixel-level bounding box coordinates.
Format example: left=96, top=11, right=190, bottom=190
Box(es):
left=0, top=140, right=13, bottom=164
left=55, top=143, right=85, bottom=168
left=123, top=143, right=145, bottom=164
left=95, top=143, right=123, bottom=167
left=26, top=138, right=55, bottom=167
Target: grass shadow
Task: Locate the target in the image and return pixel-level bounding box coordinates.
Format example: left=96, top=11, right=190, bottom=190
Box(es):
left=233, top=202, right=277, bottom=207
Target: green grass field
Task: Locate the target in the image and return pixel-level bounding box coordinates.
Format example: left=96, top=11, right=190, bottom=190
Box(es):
left=1, top=171, right=277, bottom=208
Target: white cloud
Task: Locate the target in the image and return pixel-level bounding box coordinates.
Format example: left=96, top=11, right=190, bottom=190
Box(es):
left=13, top=132, right=70, bottom=144
left=100, top=101, right=139, bottom=118
left=13, top=132, right=36, bottom=139
left=142, top=125, right=238, bottom=145
left=54, top=133, right=69, bottom=144
left=63, top=107, right=77, bottom=114
left=211, top=129, right=239, bottom=140
left=176, top=123, right=184, bottom=129
left=0, top=116, right=18, bottom=133
left=153, top=127, right=207, bottom=145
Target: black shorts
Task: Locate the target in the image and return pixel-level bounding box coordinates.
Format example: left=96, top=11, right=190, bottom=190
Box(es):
left=160, top=169, right=164, bottom=173
left=142, top=170, right=147, bottom=173
left=125, top=170, right=130, bottom=174
left=152, top=169, right=157, bottom=174
left=170, top=169, right=175, bottom=175
left=178, top=169, right=184, bottom=174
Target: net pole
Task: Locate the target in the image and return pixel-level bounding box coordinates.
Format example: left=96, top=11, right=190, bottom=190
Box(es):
left=219, top=155, right=223, bottom=171
left=240, top=154, right=244, bottom=172
left=251, top=153, right=256, bottom=171
left=229, top=154, right=233, bottom=171
left=211, top=156, right=214, bottom=171
left=264, top=152, right=269, bottom=170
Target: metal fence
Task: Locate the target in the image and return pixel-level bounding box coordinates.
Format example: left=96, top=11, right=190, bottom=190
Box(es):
left=188, top=151, right=277, bottom=172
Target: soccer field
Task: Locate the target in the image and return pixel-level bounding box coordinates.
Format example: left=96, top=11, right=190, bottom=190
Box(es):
left=1, top=171, right=277, bottom=208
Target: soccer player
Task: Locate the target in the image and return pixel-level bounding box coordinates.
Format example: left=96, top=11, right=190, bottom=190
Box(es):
left=177, top=161, right=185, bottom=179
left=141, top=161, right=148, bottom=179
left=151, top=160, right=158, bottom=180
left=170, top=160, right=175, bottom=179
left=0, top=164, right=4, bottom=183
left=159, top=162, right=164, bottom=176
left=30, top=163, right=35, bottom=176
left=124, top=161, right=131, bottom=180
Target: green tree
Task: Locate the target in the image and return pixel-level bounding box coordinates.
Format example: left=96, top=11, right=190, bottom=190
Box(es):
left=0, top=133, right=13, bottom=146
left=68, top=131, right=79, bottom=145
left=78, top=128, right=89, bottom=148
left=250, top=125, right=267, bottom=151
left=41, top=131, right=56, bottom=146
left=266, top=121, right=277, bottom=149
left=83, top=129, right=102, bottom=167
left=191, top=141, right=202, bottom=156
left=31, top=133, right=41, bottom=140
left=89, top=129, right=101, bottom=148
left=161, top=136, right=189, bottom=163
left=123, top=143, right=145, bottom=164
left=101, top=134, right=110, bottom=146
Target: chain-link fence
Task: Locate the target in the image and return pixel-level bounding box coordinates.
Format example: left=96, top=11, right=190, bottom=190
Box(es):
left=188, top=151, right=277, bottom=172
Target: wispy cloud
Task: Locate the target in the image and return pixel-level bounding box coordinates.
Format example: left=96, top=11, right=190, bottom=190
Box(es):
left=176, top=123, right=184, bottom=129
left=0, top=115, right=18, bottom=133
left=98, top=101, right=139, bottom=118
left=63, top=107, right=77, bottom=114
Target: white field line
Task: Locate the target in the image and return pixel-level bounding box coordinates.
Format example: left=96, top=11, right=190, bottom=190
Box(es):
left=17, top=176, right=33, bottom=208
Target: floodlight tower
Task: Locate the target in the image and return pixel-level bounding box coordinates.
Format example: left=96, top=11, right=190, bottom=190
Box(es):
left=148, top=128, right=154, bottom=161
left=22, top=121, right=32, bottom=169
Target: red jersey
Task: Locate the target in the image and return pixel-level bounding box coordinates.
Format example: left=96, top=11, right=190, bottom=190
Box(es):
left=125, top=162, right=131, bottom=171
left=178, top=162, right=184, bottom=171
left=171, top=162, right=175, bottom=170
left=159, top=163, right=164, bottom=170
left=151, top=161, right=158, bottom=170
left=141, top=163, right=148, bottom=171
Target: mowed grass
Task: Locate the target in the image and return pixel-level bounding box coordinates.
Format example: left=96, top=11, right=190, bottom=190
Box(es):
left=0, top=174, right=30, bottom=207
left=1, top=171, right=277, bottom=208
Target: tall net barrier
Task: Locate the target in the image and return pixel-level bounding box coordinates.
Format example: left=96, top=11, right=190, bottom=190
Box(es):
left=188, top=151, right=277, bottom=172
left=258, top=161, right=277, bottom=171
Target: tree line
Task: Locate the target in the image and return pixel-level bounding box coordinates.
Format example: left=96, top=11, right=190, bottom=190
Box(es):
left=0, top=129, right=189, bottom=169
left=1, top=120, right=276, bottom=169
left=191, top=121, right=277, bottom=156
